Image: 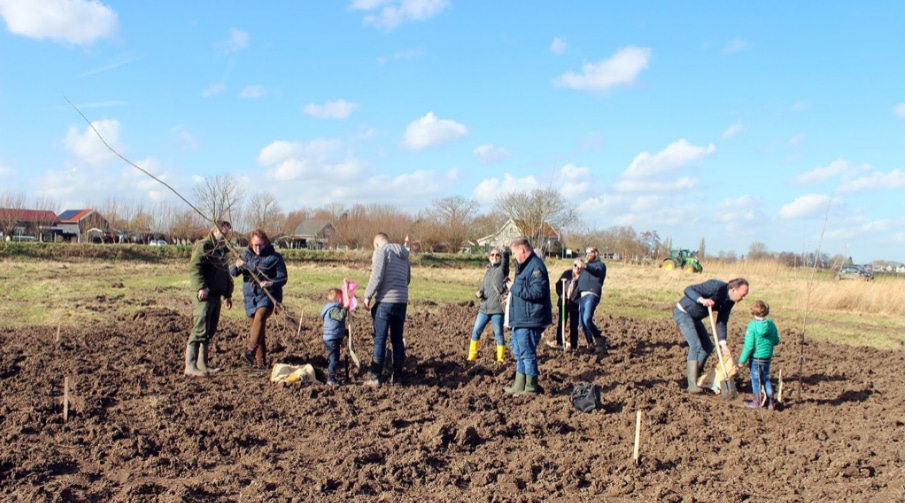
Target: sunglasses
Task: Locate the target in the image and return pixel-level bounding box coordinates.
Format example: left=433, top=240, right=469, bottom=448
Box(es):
left=489, top=253, right=501, bottom=257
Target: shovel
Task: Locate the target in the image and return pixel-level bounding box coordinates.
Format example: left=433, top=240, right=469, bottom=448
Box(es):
left=708, top=306, right=738, bottom=399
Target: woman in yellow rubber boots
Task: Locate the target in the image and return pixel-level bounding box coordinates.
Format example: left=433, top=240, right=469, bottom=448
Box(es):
left=466, top=247, right=509, bottom=363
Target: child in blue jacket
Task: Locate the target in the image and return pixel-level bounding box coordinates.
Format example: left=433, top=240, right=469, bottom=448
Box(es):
left=320, top=288, right=348, bottom=386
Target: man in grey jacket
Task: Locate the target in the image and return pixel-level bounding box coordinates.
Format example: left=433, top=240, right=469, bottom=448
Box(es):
left=363, top=232, right=411, bottom=387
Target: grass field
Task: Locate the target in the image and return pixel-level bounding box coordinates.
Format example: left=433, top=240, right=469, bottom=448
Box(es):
left=1, top=252, right=902, bottom=349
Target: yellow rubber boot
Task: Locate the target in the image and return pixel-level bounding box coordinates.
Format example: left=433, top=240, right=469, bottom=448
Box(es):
left=496, top=345, right=506, bottom=363
left=467, top=340, right=480, bottom=361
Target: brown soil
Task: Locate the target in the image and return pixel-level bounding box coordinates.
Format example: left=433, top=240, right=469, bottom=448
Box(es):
left=2, top=299, right=903, bottom=502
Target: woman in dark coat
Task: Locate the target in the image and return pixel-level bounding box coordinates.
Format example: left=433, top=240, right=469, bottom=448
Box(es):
left=230, top=229, right=288, bottom=368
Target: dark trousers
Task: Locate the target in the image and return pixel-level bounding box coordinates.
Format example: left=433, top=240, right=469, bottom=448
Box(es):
left=556, top=302, right=579, bottom=348
left=323, top=338, right=343, bottom=376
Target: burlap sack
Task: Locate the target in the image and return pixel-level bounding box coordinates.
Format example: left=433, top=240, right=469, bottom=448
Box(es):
left=697, top=354, right=738, bottom=394
left=270, top=363, right=320, bottom=384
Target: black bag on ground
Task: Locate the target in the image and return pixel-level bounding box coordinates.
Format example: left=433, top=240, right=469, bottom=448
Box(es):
left=571, top=383, right=601, bottom=412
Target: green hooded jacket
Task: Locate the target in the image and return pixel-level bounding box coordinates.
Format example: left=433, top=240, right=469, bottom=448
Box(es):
left=738, top=318, right=780, bottom=364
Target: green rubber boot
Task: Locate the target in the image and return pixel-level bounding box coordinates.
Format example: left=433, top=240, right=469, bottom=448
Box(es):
left=504, top=372, right=526, bottom=395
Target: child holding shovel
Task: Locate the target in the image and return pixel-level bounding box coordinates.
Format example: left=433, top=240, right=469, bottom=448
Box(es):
left=738, top=300, right=781, bottom=410
left=321, top=287, right=349, bottom=386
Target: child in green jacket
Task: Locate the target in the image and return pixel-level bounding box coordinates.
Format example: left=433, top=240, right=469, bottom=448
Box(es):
left=738, top=300, right=781, bottom=409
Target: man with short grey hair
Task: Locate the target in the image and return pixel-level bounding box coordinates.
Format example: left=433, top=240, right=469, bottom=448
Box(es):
left=363, top=232, right=411, bottom=387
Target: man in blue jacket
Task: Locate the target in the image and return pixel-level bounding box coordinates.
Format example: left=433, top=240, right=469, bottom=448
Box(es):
left=503, top=237, right=552, bottom=396
left=576, top=246, right=607, bottom=355
left=673, top=277, right=749, bottom=393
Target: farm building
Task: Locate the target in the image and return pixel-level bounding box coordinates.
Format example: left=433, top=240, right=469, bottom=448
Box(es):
left=286, top=220, right=336, bottom=249
left=57, top=209, right=116, bottom=243
left=476, top=218, right=562, bottom=256
left=0, top=208, right=59, bottom=241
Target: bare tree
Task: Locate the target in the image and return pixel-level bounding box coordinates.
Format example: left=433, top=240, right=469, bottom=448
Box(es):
left=191, top=174, right=246, bottom=224
left=0, top=191, right=28, bottom=238
left=427, top=195, right=477, bottom=252
left=748, top=241, right=769, bottom=260
left=246, top=191, right=284, bottom=233
left=495, top=188, right=576, bottom=255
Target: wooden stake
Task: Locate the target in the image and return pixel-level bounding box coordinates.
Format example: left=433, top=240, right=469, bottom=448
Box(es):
left=632, top=410, right=643, bottom=464
left=296, top=311, right=303, bottom=337
left=63, top=377, right=70, bottom=422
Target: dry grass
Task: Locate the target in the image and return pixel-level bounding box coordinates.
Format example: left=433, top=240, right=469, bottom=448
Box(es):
left=1, top=257, right=902, bottom=349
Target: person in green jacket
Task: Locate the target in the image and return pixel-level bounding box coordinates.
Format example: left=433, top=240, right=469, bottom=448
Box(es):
left=185, top=221, right=235, bottom=378
left=738, top=300, right=780, bottom=409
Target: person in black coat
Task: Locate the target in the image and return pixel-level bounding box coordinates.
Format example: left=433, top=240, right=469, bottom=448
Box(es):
left=550, top=261, right=581, bottom=350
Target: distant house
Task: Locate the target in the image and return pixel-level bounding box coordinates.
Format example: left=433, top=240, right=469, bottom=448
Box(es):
left=0, top=208, right=59, bottom=241
left=288, top=220, right=336, bottom=249
left=476, top=218, right=561, bottom=255
left=57, top=209, right=115, bottom=243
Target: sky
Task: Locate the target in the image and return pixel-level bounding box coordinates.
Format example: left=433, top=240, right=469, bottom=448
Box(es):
left=0, top=1, right=903, bottom=263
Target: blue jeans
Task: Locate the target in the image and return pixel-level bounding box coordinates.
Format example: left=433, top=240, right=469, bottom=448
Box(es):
left=578, top=294, right=601, bottom=345
left=323, top=338, right=342, bottom=376
left=510, top=327, right=543, bottom=377
left=471, top=312, right=505, bottom=346
left=673, top=306, right=714, bottom=367
left=750, top=359, right=773, bottom=397
left=371, top=302, right=407, bottom=372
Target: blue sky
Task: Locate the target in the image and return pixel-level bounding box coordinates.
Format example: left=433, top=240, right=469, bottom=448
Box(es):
left=1, top=1, right=903, bottom=263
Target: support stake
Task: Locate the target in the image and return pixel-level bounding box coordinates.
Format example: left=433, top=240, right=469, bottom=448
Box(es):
left=63, top=377, right=70, bottom=422
left=632, top=410, right=643, bottom=464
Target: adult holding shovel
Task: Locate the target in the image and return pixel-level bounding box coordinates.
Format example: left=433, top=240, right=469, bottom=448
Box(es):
left=672, top=278, right=749, bottom=393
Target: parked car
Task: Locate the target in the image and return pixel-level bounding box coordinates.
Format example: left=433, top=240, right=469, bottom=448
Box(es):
left=149, top=239, right=168, bottom=246
left=835, top=265, right=873, bottom=281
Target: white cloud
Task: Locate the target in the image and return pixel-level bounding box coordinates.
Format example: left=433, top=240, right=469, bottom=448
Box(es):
left=893, top=103, right=905, bottom=118
left=303, top=99, right=359, bottom=119
left=77, top=56, right=140, bottom=78
left=550, top=37, right=567, bottom=54
left=402, top=112, right=467, bottom=150
left=622, top=139, right=716, bottom=180
left=553, top=46, right=651, bottom=92
left=351, top=0, right=449, bottom=31
left=788, top=133, right=805, bottom=145
left=714, top=194, right=768, bottom=235
left=837, top=168, right=905, bottom=193
left=791, top=159, right=850, bottom=185
left=0, top=0, right=117, bottom=45
left=238, top=85, right=265, bottom=98
left=217, top=28, right=249, bottom=53
left=721, top=123, right=743, bottom=139
left=556, top=163, right=592, bottom=198
left=473, top=144, right=510, bottom=163
left=0, top=160, right=16, bottom=178
left=779, top=193, right=833, bottom=219
left=472, top=173, right=540, bottom=206
left=722, top=38, right=751, bottom=54
left=201, top=83, right=225, bottom=98
left=256, top=138, right=363, bottom=182
left=64, top=119, right=121, bottom=166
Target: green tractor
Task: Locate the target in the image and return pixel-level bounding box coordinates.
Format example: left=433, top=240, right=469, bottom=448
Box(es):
left=661, top=248, right=703, bottom=273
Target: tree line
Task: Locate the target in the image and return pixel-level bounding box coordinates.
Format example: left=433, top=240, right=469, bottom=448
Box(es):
left=1, top=177, right=874, bottom=268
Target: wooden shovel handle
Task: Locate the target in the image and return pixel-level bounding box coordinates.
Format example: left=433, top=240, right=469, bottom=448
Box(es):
left=708, top=306, right=732, bottom=381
